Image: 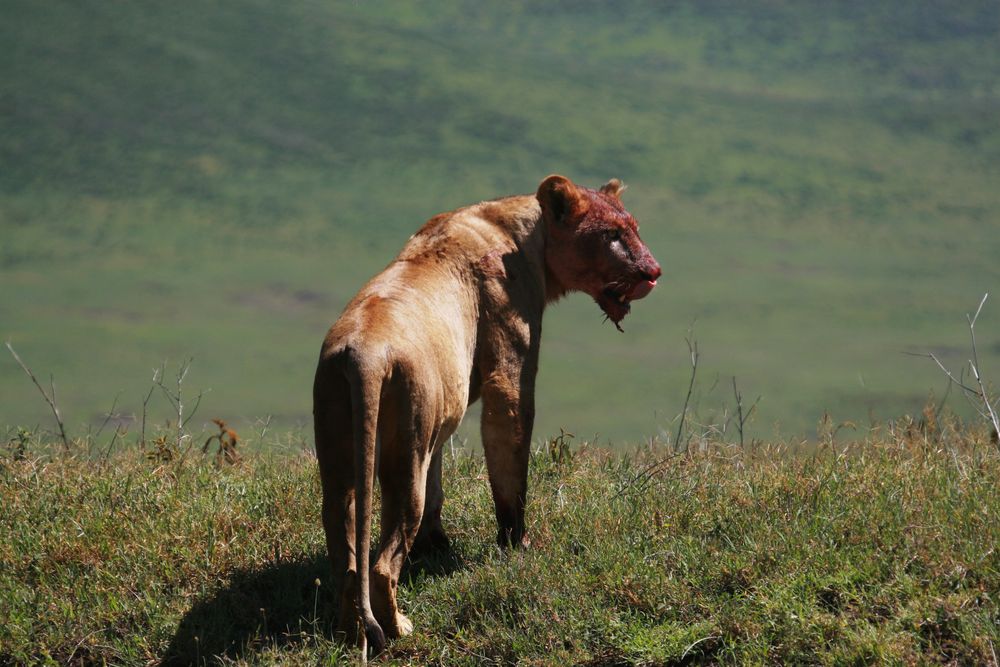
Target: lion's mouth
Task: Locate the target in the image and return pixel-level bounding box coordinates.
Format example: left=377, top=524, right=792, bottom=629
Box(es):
left=597, top=279, right=658, bottom=331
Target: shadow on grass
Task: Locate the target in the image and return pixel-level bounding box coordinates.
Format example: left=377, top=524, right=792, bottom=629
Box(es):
left=163, top=545, right=465, bottom=665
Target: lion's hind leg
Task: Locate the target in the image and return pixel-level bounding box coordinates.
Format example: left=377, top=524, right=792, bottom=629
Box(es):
left=411, top=444, right=450, bottom=556
left=313, top=362, right=360, bottom=642
left=323, top=465, right=358, bottom=641
left=370, top=385, right=435, bottom=639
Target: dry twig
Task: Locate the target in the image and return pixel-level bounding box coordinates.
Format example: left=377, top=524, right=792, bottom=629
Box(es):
left=910, top=293, right=1000, bottom=445
left=732, top=376, right=761, bottom=448
left=5, top=341, right=70, bottom=451
left=674, top=333, right=699, bottom=452
left=153, top=358, right=204, bottom=450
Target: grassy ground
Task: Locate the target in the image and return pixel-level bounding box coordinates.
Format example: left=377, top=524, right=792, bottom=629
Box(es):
left=2, top=418, right=997, bottom=665
left=2, top=1, right=1000, bottom=442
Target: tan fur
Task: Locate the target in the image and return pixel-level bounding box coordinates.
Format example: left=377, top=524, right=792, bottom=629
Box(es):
left=313, top=175, right=661, bottom=652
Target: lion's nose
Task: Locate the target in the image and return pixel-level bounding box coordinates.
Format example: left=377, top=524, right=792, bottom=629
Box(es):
left=642, top=261, right=662, bottom=282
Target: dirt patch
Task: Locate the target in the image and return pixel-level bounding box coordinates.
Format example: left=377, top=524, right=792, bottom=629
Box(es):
left=231, top=284, right=331, bottom=314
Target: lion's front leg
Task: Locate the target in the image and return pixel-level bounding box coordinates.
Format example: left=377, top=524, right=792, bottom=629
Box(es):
left=480, top=370, right=535, bottom=549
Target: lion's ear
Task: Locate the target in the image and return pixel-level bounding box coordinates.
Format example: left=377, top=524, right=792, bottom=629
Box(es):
left=537, top=174, right=588, bottom=226
left=599, top=178, right=627, bottom=199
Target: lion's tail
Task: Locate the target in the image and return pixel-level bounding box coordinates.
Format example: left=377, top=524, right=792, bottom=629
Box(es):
left=346, top=351, right=386, bottom=656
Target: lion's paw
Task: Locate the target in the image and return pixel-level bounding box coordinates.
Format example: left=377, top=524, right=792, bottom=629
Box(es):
left=392, top=612, right=414, bottom=638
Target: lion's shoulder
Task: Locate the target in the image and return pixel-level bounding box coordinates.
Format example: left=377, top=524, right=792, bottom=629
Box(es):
left=399, top=195, right=539, bottom=263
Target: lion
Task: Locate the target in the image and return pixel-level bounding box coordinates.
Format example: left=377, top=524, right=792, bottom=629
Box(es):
left=313, top=175, right=661, bottom=652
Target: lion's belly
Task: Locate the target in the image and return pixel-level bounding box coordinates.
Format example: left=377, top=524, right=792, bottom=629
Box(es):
left=368, top=266, right=477, bottom=436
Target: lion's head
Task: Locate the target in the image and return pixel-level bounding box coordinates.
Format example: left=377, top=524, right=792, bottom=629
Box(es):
left=538, top=175, right=661, bottom=330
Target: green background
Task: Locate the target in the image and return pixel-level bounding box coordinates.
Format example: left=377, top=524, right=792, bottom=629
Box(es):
left=2, top=1, right=999, bottom=445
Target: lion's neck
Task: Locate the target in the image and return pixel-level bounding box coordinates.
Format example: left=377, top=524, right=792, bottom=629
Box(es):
left=504, top=197, right=569, bottom=304
left=468, top=194, right=571, bottom=305
left=505, top=199, right=569, bottom=305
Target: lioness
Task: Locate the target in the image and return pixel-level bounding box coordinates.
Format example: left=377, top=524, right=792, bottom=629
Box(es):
left=313, top=175, right=661, bottom=652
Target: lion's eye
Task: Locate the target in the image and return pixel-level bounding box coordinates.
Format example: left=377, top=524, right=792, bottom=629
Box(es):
left=608, top=229, right=621, bottom=242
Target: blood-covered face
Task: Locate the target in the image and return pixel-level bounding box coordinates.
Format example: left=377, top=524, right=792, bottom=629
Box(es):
left=538, top=176, right=661, bottom=330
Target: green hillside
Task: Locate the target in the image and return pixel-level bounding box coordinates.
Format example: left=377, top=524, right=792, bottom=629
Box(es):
left=2, top=1, right=1000, bottom=444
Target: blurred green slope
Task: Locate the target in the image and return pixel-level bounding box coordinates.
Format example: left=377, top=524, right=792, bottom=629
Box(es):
left=2, top=0, right=999, bottom=443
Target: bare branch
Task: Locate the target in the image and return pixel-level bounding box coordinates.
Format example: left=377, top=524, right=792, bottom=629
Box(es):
left=674, top=334, right=699, bottom=453
left=153, top=357, right=196, bottom=449
left=915, top=294, right=1000, bottom=445
left=181, top=390, right=205, bottom=429
left=5, top=342, right=70, bottom=451
left=968, top=292, right=989, bottom=328
left=101, top=426, right=124, bottom=463
left=732, top=376, right=760, bottom=449
left=932, top=377, right=953, bottom=424
left=966, top=294, right=1000, bottom=439
left=139, top=366, right=159, bottom=449
left=957, top=364, right=990, bottom=420
left=906, top=351, right=981, bottom=396
left=95, top=392, right=122, bottom=439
